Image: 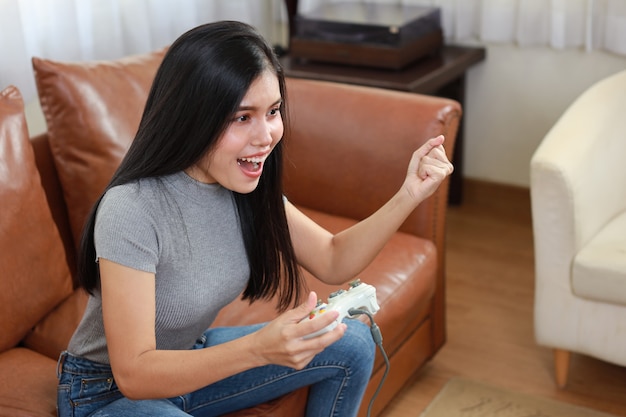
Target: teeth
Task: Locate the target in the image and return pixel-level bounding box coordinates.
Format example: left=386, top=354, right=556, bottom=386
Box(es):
left=238, top=157, right=263, bottom=170
left=239, top=157, right=264, bottom=163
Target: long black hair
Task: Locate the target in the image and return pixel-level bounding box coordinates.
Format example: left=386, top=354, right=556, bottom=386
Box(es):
left=77, top=21, right=303, bottom=311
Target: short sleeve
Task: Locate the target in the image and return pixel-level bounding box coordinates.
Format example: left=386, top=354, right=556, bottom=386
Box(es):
left=94, top=185, right=160, bottom=273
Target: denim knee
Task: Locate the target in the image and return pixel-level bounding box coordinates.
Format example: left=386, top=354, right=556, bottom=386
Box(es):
left=339, top=320, right=376, bottom=374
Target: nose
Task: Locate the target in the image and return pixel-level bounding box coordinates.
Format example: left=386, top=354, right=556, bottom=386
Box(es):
left=253, top=118, right=281, bottom=148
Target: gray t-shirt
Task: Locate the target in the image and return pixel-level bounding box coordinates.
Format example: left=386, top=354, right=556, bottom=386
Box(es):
left=68, top=171, right=250, bottom=364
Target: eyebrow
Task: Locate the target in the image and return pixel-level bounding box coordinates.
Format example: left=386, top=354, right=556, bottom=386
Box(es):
left=237, top=98, right=283, bottom=111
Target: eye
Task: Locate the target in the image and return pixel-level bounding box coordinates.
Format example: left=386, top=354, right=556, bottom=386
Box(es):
left=234, top=114, right=249, bottom=123
left=268, top=107, right=281, bottom=117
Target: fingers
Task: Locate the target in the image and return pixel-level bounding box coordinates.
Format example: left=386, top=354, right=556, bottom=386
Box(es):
left=294, top=292, right=346, bottom=340
left=294, top=291, right=318, bottom=321
left=414, top=135, right=445, bottom=160
left=409, top=136, right=452, bottom=179
left=289, top=291, right=340, bottom=337
left=259, top=291, right=347, bottom=370
left=417, top=157, right=454, bottom=181
left=421, top=146, right=454, bottom=171
left=284, top=322, right=347, bottom=370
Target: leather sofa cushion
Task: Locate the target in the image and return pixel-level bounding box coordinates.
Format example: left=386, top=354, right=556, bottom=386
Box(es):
left=573, top=210, right=626, bottom=306
left=32, top=49, right=165, bottom=247
left=22, top=289, right=89, bottom=360
left=0, top=348, right=58, bottom=417
left=0, top=86, right=73, bottom=353
left=220, top=388, right=308, bottom=417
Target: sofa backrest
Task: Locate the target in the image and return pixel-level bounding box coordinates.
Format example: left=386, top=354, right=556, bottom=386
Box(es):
left=30, top=133, right=76, bottom=277
left=9, top=50, right=166, bottom=359
left=32, top=49, right=166, bottom=249
left=16, top=132, right=90, bottom=360
left=0, top=86, right=74, bottom=354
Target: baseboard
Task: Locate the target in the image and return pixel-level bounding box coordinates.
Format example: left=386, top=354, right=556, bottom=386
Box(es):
left=462, top=178, right=530, bottom=203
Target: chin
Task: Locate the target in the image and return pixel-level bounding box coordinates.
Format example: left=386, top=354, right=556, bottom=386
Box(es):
left=233, top=180, right=261, bottom=194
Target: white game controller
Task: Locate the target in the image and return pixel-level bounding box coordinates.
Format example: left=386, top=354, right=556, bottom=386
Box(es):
left=300, top=279, right=380, bottom=340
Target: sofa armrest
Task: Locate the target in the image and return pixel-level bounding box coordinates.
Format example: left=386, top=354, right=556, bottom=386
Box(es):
left=282, top=77, right=461, bottom=346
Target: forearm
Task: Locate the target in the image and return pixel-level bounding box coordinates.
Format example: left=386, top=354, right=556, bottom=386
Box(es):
left=113, top=333, right=261, bottom=399
left=318, top=187, right=420, bottom=284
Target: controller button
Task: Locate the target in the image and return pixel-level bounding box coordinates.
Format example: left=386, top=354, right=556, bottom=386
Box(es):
left=329, top=289, right=345, bottom=298
left=349, top=279, right=361, bottom=288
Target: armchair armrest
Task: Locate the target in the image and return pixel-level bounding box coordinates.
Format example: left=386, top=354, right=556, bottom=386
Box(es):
left=531, top=70, right=626, bottom=292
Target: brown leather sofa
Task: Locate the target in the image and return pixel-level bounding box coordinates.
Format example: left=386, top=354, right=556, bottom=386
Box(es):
left=0, top=49, right=460, bottom=417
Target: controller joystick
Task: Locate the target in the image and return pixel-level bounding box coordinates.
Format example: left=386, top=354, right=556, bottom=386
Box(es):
left=300, top=279, right=380, bottom=339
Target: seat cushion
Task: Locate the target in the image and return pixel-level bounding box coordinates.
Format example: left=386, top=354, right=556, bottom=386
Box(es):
left=32, top=49, right=165, bottom=247
left=0, top=86, right=73, bottom=354
left=22, top=290, right=89, bottom=361
left=573, top=210, right=626, bottom=305
left=0, top=348, right=58, bottom=417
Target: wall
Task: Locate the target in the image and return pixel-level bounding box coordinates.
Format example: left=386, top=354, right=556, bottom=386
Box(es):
left=463, top=43, right=626, bottom=187
left=24, top=43, right=626, bottom=188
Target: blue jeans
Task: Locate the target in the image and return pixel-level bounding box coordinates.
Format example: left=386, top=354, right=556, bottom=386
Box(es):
left=57, top=320, right=375, bottom=417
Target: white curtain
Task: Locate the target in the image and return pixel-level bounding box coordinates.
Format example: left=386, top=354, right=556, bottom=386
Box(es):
left=0, top=0, right=288, bottom=102
left=299, top=0, right=626, bottom=53
left=2, top=0, right=626, bottom=103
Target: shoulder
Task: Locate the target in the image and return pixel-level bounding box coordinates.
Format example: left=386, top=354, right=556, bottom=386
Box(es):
left=96, top=179, right=164, bottom=230
left=101, top=178, right=160, bottom=206
left=94, top=179, right=164, bottom=272
left=102, top=177, right=173, bottom=213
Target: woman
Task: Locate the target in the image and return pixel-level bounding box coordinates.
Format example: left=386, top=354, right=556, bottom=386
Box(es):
left=56, top=21, right=453, bottom=417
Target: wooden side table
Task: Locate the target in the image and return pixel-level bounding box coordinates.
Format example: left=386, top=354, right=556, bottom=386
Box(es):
left=280, top=45, right=486, bottom=204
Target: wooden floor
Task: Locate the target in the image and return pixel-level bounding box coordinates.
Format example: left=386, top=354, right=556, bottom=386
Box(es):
left=380, top=179, right=626, bottom=417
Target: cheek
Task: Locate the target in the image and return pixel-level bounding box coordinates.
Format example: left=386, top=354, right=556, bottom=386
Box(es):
left=273, top=121, right=285, bottom=143
left=215, top=132, right=245, bottom=156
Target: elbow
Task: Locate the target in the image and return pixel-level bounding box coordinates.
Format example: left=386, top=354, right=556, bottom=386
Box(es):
left=113, top=369, right=149, bottom=401
left=119, top=388, right=144, bottom=401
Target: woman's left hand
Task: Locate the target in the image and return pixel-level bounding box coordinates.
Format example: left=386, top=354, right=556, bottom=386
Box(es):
left=403, top=135, right=454, bottom=203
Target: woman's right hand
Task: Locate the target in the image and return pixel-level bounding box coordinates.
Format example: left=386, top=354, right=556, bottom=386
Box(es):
left=250, top=292, right=347, bottom=370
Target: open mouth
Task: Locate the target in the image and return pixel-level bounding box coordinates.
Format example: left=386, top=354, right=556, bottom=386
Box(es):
left=237, top=157, right=263, bottom=172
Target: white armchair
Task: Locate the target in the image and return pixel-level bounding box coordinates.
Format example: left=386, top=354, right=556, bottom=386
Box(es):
left=530, top=69, right=626, bottom=388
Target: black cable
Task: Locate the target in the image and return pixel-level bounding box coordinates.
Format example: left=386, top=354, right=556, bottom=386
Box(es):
left=348, top=308, right=390, bottom=417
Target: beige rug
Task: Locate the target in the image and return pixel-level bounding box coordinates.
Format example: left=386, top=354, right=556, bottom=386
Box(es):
left=420, top=378, right=617, bottom=417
